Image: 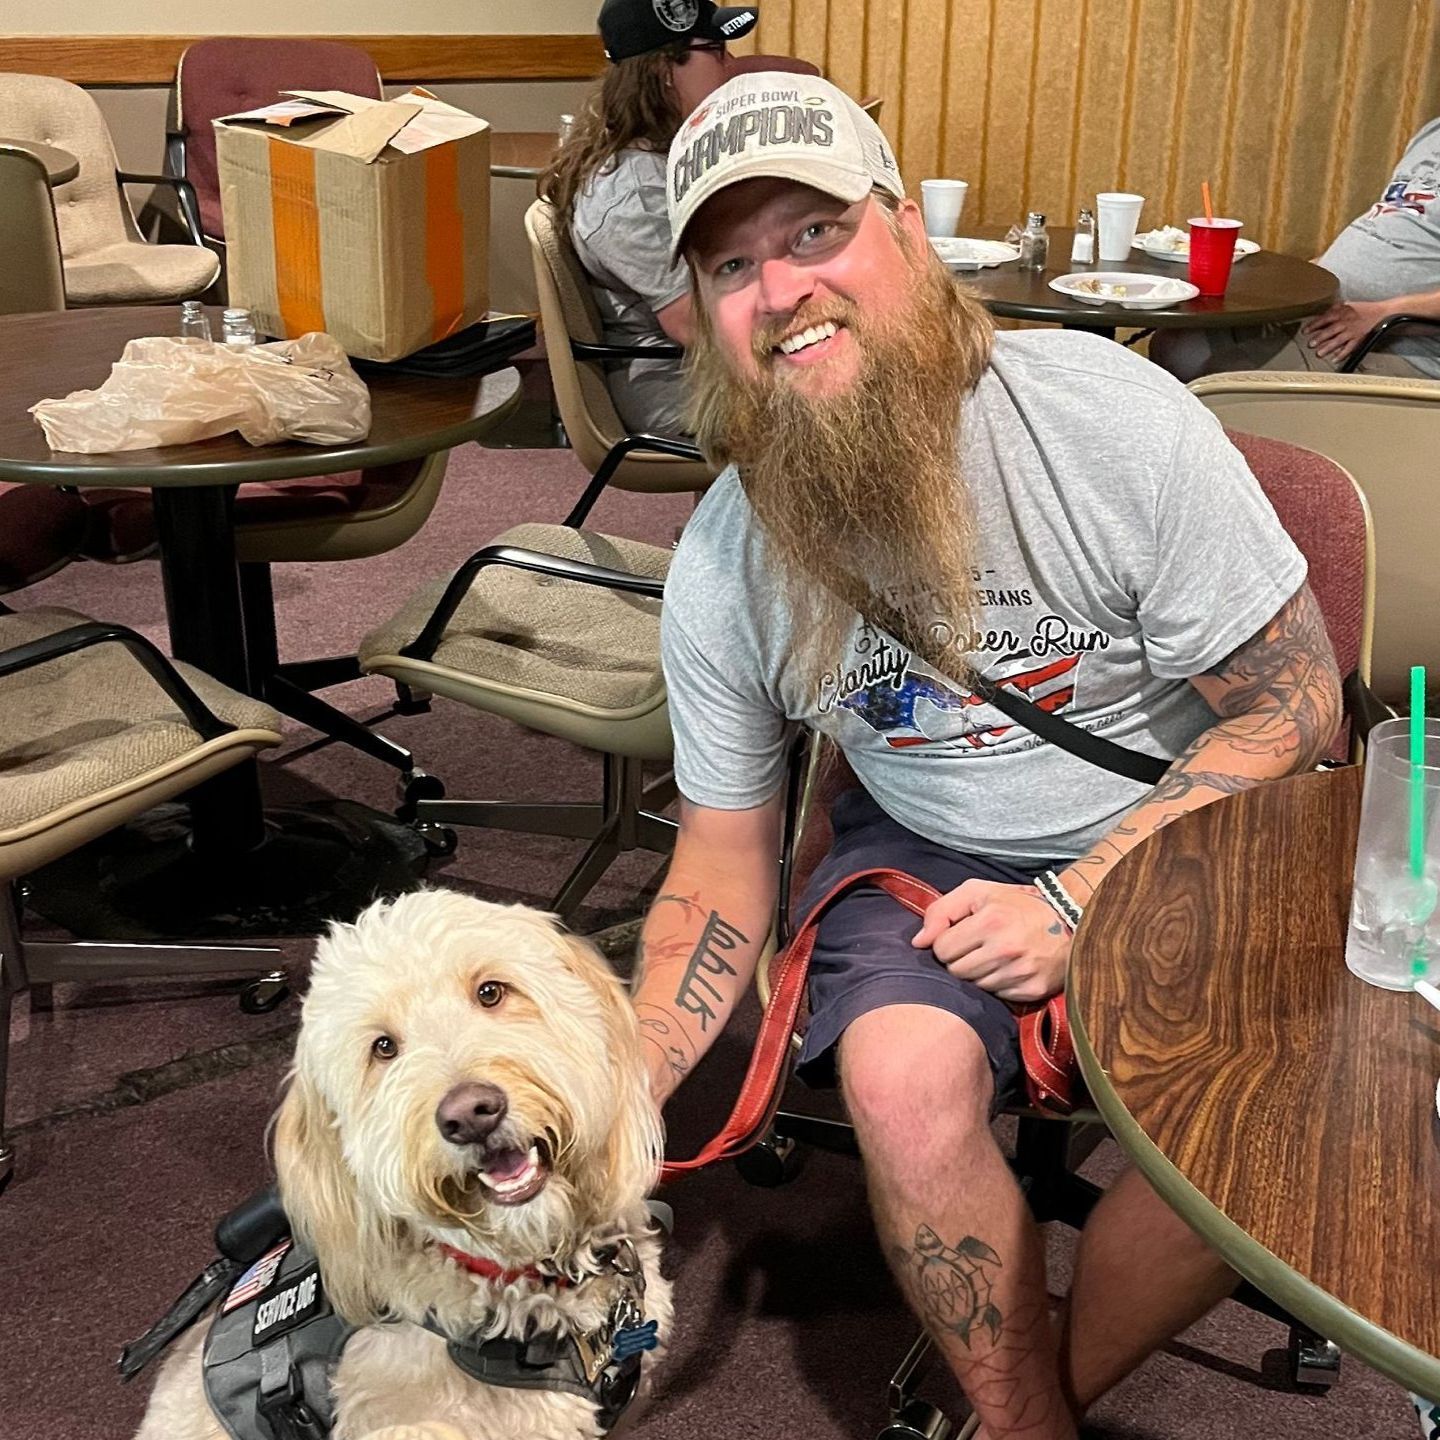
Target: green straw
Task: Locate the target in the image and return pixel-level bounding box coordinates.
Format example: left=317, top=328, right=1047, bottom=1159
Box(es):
left=1412, top=665, right=1427, bottom=979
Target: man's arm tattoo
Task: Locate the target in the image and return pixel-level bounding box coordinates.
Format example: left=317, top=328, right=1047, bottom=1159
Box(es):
left=635, top=1004, right=696, bottom=1081
left=673, top=911, right=747, bottom=1032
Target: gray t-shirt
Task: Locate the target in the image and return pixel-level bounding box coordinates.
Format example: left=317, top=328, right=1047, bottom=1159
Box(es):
left=571, top=147, right=691, bottom=437
left=1318, top=117, right=1440, bottom=376
left=661, top=330, right=1307, bottom=863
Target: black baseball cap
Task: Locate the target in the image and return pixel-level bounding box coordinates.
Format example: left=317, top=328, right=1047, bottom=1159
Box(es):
left=599, top=0, right=759, bottom=62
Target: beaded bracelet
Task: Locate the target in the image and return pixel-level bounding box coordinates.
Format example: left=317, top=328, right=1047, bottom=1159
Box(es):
left=1035, top=869, right=1084, bottom=932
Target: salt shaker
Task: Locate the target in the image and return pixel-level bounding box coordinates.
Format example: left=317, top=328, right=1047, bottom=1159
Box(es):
left=221, top=308, right=258, bottom=347
left=1018, top=212, right=1049, bottom=271
left=1070, top=207, right=1096, bottom=264
left=178, top=300, right=213, bottom=342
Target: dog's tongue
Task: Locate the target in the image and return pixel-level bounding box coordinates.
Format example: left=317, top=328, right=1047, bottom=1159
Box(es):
left=480, top=1147, right=530, bottom=1182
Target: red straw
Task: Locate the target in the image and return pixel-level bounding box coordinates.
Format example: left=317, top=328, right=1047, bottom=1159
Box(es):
left=1202, top=181, right=1214, bottom=221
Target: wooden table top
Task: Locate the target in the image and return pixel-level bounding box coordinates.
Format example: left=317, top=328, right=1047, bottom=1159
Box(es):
left=0, top=137, right=78, bottom=185
left=491, top=131, right=557, bottom=180
left=956, top=227, right=1337, bottom=330
left=0, top=307, right=522, bottom=487
left=1069, top=766, right=1440, bottom=1395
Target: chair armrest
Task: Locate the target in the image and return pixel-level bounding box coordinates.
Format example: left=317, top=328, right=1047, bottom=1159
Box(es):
left=0, top=621, right=233, bottom=741
left=564, top=432, right=707, bottom=526
left=165, top=131, right=187, bottom=179
left=571, top=338, right=685, bottom=363
left=1343, top=669, right=1397, bottom=744
left=117, top=170, right=206, bottom=247
left=1340, top=313, right=1440, bottom=373
left=399, top=544, right=665, bottom=664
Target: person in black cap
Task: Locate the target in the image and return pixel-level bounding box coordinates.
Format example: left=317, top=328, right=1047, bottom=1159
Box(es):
left=540, top=0, right=758, bottom=437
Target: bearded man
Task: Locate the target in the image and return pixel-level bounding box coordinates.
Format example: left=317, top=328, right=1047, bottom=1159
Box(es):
left=631, top=73, right=1342, bottom=1440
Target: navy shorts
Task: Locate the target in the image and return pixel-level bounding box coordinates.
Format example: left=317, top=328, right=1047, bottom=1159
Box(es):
left=793, top=787, right=1057, bottom=1111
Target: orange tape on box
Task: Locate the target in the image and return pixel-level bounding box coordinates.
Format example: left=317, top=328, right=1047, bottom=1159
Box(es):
left=268, top=141, right=327, bottom=338
left=425, top=145, right=466, bottom=344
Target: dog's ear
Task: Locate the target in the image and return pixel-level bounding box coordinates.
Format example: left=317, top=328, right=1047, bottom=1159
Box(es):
left=272, top=1067, right=386, bottom=1323
left=563, top=935, right=664, bottom=1215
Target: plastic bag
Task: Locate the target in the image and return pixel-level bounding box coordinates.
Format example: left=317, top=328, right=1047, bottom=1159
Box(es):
left=29, top=332, right=372, bottom=453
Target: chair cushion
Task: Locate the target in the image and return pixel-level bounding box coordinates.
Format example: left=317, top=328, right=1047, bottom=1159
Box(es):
left=0, top=73, right=135, bottom=258
left=78, top=472, right=390, bottom=562
left=0, top=483, right=88, bottom=592
left=359, top=523, right=669, bottom=713
left=176, top=38, right=383, bottom=240
left=63, top=240, right=220, bottom=306
left=0, top=606, right=282, bottom=837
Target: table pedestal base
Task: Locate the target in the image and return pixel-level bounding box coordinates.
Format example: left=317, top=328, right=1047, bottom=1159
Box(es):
left=25, top=800, right=432, bottom=940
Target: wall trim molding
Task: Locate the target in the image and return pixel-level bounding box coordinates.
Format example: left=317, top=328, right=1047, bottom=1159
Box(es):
left=0, top=34, right=604, bottom=86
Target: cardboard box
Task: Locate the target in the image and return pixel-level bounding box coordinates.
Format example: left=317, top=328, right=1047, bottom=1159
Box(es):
left=215, top=89, right=490, bottom=362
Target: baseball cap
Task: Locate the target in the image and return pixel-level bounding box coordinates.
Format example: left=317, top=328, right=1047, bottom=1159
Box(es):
left=667, top=72, right=904, bottom=258
left=598, top=0, right=759, bottom=63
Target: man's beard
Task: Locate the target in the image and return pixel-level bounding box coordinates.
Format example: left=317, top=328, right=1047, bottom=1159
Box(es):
left=686, top=247, right=994, bottom=695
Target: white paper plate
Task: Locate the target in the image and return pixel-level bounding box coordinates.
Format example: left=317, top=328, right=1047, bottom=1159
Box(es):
left=930, top=237, right=1020, bottom=270
left=1049, top=272, right=1200, bottom=309
left=1133, top=227, right=1261, bottom=262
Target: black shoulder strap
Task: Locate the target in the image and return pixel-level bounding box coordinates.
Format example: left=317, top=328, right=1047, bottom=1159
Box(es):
left=832, top=573, right=1169, bottom=786
left=967, top=669, right=1168, bottom=785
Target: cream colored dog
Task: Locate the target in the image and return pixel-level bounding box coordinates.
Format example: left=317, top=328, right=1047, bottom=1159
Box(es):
left=135, top=890, right=670, bottom=1440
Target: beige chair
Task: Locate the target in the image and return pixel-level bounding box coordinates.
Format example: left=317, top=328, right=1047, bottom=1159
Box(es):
left=525, top=198, right=712, bottom=493
left=1189, top=371, right=1434, bottom=707
left=0, top=73, right=218, bottom=306
left=358, top=525, right=674, bottom=915
left=0, top=145, right=64, bottom=314
left=0, top=605, right=286, bottom=1193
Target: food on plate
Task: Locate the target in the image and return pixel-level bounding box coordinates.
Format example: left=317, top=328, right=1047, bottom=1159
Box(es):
left=1140, top=224, right=1190, bottom=253
left=1074, top=277, right=1130, bottom=297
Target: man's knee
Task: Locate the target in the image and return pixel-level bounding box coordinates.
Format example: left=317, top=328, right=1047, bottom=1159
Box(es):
left=838, top=1004, right=995, bottom=1158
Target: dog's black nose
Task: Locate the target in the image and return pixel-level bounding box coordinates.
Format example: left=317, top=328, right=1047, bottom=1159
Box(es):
left=435, top=1082, right=508, bottom=1146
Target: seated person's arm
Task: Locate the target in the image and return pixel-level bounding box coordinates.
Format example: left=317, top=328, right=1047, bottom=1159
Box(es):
left=1059, top=583, right=1342, bottom=907
left=631, top=794, right=783, bottom=1106
left=1301, top=285, right=1440, bottom=360
left=654, top=292, right=695, bottom=348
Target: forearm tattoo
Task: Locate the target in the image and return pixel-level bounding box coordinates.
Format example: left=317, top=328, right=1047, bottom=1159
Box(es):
left=672, top=912, right=746, bottom=1032
left=1064, top=586, right=1341, bottom=904
left=635, top=1004, right=696, bottom=1081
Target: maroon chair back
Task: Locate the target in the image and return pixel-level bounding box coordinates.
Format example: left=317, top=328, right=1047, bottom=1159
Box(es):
left=730, top=54, right=823, bottom=77
left=175, top=37, right=383, bottom=240
left=0, top=483, right=88, bottom=593
left=785, top=430, right=1369, bottom=905
left=1226, top=430, right=1367, bottom=760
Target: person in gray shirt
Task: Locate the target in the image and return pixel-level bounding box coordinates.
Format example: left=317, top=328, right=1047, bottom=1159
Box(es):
left=631, top=73, right=1344, bottom=1440
left=541, top=0, right=758, bottom=436
left=1153, top=117, right=1440, bottom=380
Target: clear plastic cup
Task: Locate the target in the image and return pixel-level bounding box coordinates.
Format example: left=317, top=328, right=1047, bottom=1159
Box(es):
left=921, top=179, right=969, bottom=238
left=1345, top=716, right=1440, bottom=989
left=1187, top=217, right=1243, bottom=295
left=1095, top=192, right=1145, bottom=261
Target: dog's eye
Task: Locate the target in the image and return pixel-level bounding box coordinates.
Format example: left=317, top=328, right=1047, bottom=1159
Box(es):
left=371, top=1035, right=399, bottom=1061
left=476, top=981, right=507, bottom=1009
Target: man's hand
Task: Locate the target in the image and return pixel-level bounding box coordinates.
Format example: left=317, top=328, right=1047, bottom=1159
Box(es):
left=1300, top=298, right=1389, bottom=361
left=911, top=879, right=1071, bottom=1003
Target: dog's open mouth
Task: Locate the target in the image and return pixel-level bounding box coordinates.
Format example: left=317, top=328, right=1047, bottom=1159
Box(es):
left=469, top=1137, right=552, bottom=1206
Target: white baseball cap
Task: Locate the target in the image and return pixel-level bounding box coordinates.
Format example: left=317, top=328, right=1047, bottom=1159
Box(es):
left=666, top=72, right=904, bottom=260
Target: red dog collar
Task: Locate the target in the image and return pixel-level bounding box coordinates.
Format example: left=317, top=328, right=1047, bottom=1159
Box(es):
left=439, top=1244, right=569, bottom=1288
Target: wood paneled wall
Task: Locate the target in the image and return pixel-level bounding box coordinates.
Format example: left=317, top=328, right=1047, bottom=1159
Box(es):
left=740, top=0, right=1440, bottom=257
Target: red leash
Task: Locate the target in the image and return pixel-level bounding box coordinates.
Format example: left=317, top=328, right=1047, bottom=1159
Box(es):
left=659, top=867, right=1080, bottom=1185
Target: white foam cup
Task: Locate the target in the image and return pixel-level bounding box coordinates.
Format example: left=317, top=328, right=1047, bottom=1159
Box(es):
left=1096, top=192, right=1145, bottom=261
left=921, top=179, right=969, bottom=237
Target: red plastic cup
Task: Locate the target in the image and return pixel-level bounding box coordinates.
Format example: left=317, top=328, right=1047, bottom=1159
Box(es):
left=1188, top=217, right=1243, bottom=295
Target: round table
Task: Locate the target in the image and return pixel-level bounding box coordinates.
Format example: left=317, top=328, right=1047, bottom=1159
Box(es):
left=0, top=306, right=526, bottom=933
left=956, top=227, right=1338, bottom=338
left=491, top=132, right=557, bottom=181
left=0, top=137, right=79, bottom=185
left=1069, top=767, right=1440, bottom=1397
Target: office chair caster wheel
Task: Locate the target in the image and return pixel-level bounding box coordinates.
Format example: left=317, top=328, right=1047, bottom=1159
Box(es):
left=418, top=824, right=458, bottom=859
left=397, top=770, right=445, bottom=821
left=877, top=1398, right=955, bottom=1440
left=733, top=1133, right=803, bottom=1188
left=239, top=972, right=290, bottom=1015
left=1290, top=1326, right=1341, bottom=1388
